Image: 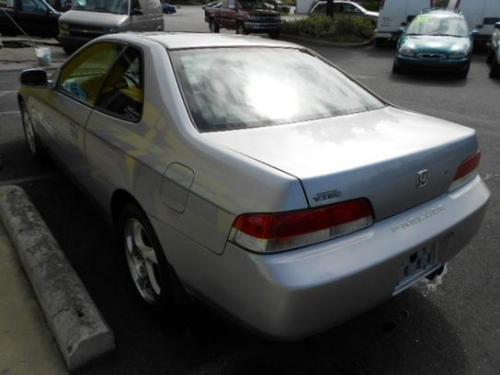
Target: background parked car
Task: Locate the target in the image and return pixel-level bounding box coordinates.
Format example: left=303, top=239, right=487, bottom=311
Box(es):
left=393, top=9, right=473, bottom=78
left=448, top=0, right=500, bottom=45
left=205, top=0, right=281, bottom=38
left=309, top=0, right=378, bottom=23
left=161, top=1, right=176, bottom=14
left=0, top=0, right=60, bottom=38
left=488, top=22, right=500, bottom=78
left=58, top=0, right=164, bottom=54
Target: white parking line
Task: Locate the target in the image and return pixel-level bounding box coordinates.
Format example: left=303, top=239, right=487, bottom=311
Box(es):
left=0, top=90, right=17, bottom=97
left=0, top=174, right=58, bottom=186
left=0, top=110, right=21, bottom=115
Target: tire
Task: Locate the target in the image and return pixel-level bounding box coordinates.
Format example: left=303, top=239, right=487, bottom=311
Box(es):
left=392, top=61, right=402, bottom=74
left=236, top=22, right=246, bottom=35
left=490, top=59, right=500, bottom=79
left=20, top=101, right=45, bottom=160
left=457, top=65, right=470, bottom=79
left=486, top=49, right=494, bottom=64
left=209, top=19, right=220, bottom=33
left=118, top=204, right=185, bottom=308
left=374, top=37, right=385, bottom=48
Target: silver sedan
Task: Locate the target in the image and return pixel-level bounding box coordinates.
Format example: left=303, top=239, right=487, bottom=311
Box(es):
left=18, top=33, right=490, bottom=339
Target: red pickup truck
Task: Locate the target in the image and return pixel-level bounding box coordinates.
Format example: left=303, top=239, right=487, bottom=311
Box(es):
left=205, top=0, right=282, bottom=38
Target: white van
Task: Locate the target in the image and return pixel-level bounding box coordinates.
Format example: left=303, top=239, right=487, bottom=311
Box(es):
left=375, top=0, right=436, bottom=44
left=449, top=0, right=500, bottom=43
left=58, top=0, right=164, bottom=54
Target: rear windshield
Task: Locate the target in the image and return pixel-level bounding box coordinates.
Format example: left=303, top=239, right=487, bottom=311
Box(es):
left=171, top=48, right=384, bottom=132
left=407, top=14, right=469, bottom=37
left=72, top=0, right=129, bottom=14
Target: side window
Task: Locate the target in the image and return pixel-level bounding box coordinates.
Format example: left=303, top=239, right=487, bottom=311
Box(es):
left=21, top=0, right=47, bottom=13
left=58, top=42, right=124, bottom=105
left=96, top=47, right=144, bottom=123
left=312, top=3, right=325, bottom=15
left=131, top=0, right=141, bottom=10
left=0, top=0, right=14, bottom=8
left=344, top=4, right=359, bottom=14
left=333, top=3, right=342, bottom=13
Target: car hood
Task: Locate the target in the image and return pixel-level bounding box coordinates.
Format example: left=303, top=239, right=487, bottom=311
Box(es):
left=401, top=35, right=471, bottom=54
left=59, top=10, right=128, bottom=27
left=202, top=106, right=477, bottom=220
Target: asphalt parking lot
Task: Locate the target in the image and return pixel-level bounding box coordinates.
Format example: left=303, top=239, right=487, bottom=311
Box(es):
left=1, top=8, right=500, bottom=375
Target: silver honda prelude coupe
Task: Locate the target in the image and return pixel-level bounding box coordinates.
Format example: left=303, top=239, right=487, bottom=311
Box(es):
left=18, top=33, right=490, bottom=339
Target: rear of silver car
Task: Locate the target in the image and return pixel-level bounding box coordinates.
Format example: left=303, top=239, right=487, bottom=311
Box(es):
left=165, top=45, right=490, bottom=339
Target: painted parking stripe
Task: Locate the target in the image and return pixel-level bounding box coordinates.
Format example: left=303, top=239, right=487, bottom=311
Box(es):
left=0, top=174, right=58, bottom=186
left=0, top=90, right=17, bottom=97
left=0, top=110, right=21, bottom=115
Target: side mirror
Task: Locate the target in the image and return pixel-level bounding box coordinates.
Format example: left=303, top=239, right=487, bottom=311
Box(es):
left=20, top=69, right=48, bottom=87
left=130, top=8, right=143, bottom=16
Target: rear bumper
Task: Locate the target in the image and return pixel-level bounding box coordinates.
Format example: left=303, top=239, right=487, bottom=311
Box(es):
left=243, top=21, right=281, bottom=33
left=395, top=55, right=470, bottom=71
left=180, top=176, right=489, bottom=339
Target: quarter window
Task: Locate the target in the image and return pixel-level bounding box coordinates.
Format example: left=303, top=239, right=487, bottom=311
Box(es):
left=96, top=47, right=144, bottom=122
left=58, top=42, right=124, bottom=105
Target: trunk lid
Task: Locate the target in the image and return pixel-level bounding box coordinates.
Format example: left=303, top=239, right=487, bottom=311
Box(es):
left=202, top=106, right=478, bottom=221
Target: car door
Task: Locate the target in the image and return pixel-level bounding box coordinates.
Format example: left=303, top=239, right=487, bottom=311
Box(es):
left=83, top=46, right=146, bottom=210
left=38, top=42, right=124, bottom=182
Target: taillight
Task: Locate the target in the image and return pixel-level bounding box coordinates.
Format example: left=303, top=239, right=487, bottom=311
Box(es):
left=229, top=199, right=374, bottom=253
left=449, top=151, right=481, bottom=192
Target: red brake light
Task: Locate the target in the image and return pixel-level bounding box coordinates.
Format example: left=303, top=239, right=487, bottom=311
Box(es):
left=230, top=199, right=374, bottom=253
left=449, top=151, right=481, bottom=191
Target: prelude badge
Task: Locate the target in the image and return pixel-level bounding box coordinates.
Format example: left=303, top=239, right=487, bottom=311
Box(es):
left=416, top=169, right=429, bottom=188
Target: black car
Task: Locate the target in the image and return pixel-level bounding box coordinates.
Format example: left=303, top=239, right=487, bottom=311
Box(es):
left=0, top=0, right=60, bottom=38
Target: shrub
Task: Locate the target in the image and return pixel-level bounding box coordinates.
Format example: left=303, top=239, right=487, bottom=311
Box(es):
left=281, top=15, right=375, bottom=43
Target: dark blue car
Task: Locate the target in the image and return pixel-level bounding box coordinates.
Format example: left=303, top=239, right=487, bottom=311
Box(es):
left=393, top=9, right=473, bottom=78
left=162, top=2, right=176, bottom=14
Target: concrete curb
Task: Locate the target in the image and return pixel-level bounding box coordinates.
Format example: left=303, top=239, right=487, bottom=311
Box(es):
left=0, top=185, right=115, bottom=371
left=281, top=34, right=374, bottom=48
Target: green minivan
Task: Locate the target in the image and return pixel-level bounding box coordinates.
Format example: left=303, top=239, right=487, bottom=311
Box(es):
left=393, top=9, right=473, bottom=78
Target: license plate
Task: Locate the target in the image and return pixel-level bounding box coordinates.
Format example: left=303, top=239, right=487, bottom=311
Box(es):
left=394, top=243, right=440, bottom=295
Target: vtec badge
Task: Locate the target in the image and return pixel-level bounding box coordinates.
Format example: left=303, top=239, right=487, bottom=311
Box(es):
left=312, top=189, right=342, bottom=202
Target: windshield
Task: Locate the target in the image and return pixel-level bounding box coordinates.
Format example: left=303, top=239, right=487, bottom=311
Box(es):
left=407, top=14, right=469, bottom=37
left=171, top=48, right=385, bottom=132
left=240, top=0, right=275, bottom=10
left=72, top=0, right=129, bottom=14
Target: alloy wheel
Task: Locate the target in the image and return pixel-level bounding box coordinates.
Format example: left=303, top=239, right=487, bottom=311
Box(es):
left=124, top=218, right=162, bottom=304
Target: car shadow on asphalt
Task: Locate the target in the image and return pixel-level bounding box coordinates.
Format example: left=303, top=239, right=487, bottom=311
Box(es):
left=17, top=167, right=468, bottom=375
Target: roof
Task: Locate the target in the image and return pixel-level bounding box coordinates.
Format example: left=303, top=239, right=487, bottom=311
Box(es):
left=132, top=32, right=299, bottom=50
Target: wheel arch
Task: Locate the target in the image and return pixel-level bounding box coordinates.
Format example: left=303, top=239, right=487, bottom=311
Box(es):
left=110, top=189, right=143, bottom=228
